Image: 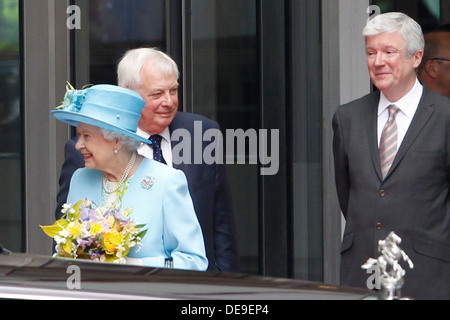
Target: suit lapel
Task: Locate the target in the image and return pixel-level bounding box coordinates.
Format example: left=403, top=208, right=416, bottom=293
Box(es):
left=168, top=112, right=200, bottom=191
left=386, top=87, right=435, bottom=178
left=169, top=113, right=184, bottom=171
left=366, top=92, right=384, bottom=181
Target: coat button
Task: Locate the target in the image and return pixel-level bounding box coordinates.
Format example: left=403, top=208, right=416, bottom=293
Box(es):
left=376, top=222, right=383, bottom=230
left=379, top=190, right=386, bottom=197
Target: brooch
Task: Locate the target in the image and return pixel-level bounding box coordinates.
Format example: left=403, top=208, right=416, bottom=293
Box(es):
left=141, top=175, right=155, bottom=189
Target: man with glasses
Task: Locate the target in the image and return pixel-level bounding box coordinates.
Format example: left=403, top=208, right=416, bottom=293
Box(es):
left=418, top=24, right=450, bottom=98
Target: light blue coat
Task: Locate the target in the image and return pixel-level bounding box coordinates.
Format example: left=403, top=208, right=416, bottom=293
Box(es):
left=67, top=158, right=208, bottom=271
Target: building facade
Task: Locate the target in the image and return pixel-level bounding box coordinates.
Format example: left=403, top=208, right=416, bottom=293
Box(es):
left=0, top=0, right=448, bottom=285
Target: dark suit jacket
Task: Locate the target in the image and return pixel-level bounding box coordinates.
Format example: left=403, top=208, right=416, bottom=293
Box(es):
left=56, top=111, right=240, bottom=273
left=333, top=86, right=450, bottom=300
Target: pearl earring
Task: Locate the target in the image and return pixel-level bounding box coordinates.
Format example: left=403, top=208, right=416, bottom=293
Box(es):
left=114, top=149, right=118, bottom=154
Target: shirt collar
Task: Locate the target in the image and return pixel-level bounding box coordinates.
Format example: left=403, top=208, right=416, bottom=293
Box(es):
left=159, top=127, right=171, bottom=142
left=378, top=78, right=423, bottom=118
left=137, top=127, right=171, bottom=143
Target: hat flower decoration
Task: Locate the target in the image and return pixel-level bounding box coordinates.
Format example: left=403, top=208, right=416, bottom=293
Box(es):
left=56, top=82, right=90, bottom=112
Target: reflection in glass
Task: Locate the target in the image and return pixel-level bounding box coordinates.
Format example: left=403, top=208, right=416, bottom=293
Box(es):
left=372, top=0, right=443, bottom=32
left=89, top=0, right=166, bottom=84
left=191, top=0, right=259, bottom=274
left=0, top=0, right=22, bottom=251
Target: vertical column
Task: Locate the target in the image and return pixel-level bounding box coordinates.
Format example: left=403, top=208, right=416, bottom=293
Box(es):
left=258, top=0, right=288, bottom=278
left=321, top=0, right=370, bottom=284
left=23, top=0, right=71, bottom=254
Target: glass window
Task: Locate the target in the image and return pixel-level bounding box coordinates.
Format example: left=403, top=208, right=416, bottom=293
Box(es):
left=190, top=1, right=324, bottom=279
left=191, top=0, right=260, bottom=274
left=88, top=0, right=166, bottom=84
left=0, top=0, right=22, bottom=251
left=289, top=0, right=323, bottom=282
left=78, top=0, right=324, bottom=280
left=372, top=0, right=450, bottom=31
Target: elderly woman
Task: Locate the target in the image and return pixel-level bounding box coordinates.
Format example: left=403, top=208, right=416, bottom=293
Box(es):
left=51, top=84, right=208, bottom=271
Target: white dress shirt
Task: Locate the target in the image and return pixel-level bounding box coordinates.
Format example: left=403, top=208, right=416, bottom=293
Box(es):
left=137, top=127, right=173, bottom=167
left=377, top=78, right=423, bottom=149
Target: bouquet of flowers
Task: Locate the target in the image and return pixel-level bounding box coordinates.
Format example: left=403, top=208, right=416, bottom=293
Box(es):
left=41, top=199, right=147, bottom=264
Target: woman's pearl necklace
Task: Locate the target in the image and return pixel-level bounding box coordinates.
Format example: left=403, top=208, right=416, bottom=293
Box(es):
left=102, top=152, right=137, bottom=194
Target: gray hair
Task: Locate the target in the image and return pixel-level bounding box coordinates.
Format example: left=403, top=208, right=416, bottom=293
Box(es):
left=363, top=12, right=424, bottom=58
left=101, top=128, right=141, bottom=152
left=117, top=47, right=179, bottom=90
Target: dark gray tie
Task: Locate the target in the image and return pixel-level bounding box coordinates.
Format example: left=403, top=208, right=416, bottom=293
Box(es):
left=379, top=104, right=400, bottom=179
left=149, top=135, right=167, bottom=165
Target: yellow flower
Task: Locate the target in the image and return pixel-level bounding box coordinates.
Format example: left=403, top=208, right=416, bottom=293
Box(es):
left=66, top=221, right=83, bottom=237
left=122, top=222, right=137, bottom=234
left=89, top=222, right=104, bottom=236
left=103, top=229, right=123, bottom=254
left=107, top=215, right=116, bottom=228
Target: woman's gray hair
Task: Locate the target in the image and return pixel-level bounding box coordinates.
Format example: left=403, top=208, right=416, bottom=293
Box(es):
left=363, top=12, right=424, bottom=58
left=101, top=128, right=141, bottom=152
left=117, top=47, right=179, bottom=90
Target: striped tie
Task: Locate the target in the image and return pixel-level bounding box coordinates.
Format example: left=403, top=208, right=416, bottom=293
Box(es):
left=379, top=104, right=400, bottom=179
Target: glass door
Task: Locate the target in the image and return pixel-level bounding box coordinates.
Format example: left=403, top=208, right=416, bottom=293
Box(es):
left=190, top=0, right=260, bottom=275
left=0, top=0, right=23, bottom=252
left=87, top=0, right=167, bottom=85
left=372, top=0, right=450, bottom=30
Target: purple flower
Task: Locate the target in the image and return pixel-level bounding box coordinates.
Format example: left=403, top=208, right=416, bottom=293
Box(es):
left=91, top=213, right=105, bottom=224
left=76, top=237, right=93, bottom=249
left=79, top=207, right=91, bottom=221
left=106, top=209, right=129, bottom=225
left=88, top=248, right=102, bottom=260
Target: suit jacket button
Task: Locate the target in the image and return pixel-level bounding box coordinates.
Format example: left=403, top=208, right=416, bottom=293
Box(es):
left=376, top=222, right=383, bottom=230
left=379, top=190, right=386, bottom=197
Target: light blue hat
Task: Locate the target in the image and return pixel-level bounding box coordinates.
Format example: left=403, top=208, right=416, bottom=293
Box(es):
left=51, top=84, right=151, bottom=145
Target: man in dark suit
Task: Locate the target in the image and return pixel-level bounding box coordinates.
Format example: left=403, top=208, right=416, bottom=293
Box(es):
left=56, top=48, right=240, bottom=273
left=333, top=13, right=450, bottom=299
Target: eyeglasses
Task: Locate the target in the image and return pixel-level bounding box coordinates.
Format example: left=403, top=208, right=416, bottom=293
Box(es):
left=431, top=58, right=450, bottom=62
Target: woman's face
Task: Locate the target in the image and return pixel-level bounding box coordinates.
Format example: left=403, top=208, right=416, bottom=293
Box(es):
left=75, top=123, right=117, bottom=171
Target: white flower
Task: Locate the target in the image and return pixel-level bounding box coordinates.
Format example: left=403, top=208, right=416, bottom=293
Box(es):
left=114, top=257, right=126, bottom=264
left=61, top=203, right=75, bottom=215
left=59, top=229, right=70, bottom=238
left=54, top=235, right=66, bottom=244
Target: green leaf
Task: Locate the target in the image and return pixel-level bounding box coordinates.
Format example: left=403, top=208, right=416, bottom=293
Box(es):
left=136, top=229, right=148, bottom=239
left=40, top=219, right=69, bottom=238
left=62, top=239, right=73, bottom=254
left=66, top=81, right=75, bottom=91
